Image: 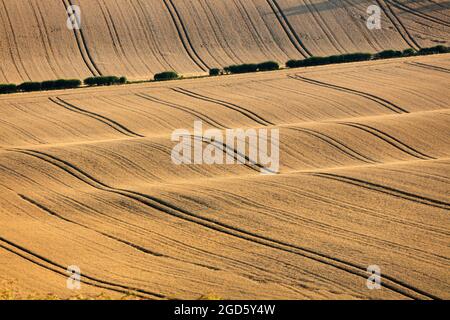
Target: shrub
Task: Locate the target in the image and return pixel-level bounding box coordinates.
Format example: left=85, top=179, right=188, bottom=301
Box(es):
left=41, top=80, right=56, bottom=90
left=287, top=57, right=325, bottom=68
left=418, top=45, right=450, bottom=55
left=286, top=57, right=328, bottom=68
left=84, top=76, right=122, bottom=86
left=329, top=53, right=373, bottom=64
left=209, top=68, right=221, bottom=76
left=119, top=76, right=127, bottom=84
left=154, top=71, right=179, bottom=81
left=257, top=61, right=280, bottom=71
left=287, top=46, right=449, bottom=70
left=375, top=50, right=403, bottom=59
left=306, top=56, right=331, bottom=66
left=58, top=79, right=81, bottom=89
left=0, top=84, right=17, bottom=94
left=435, top=45, right=450, bottom=53
left=41, top=79, right=81, bottom=90
left=402, top=48, right=416, bottom=57
left=286, top=59, right=303, bottom=68
left=287, top=53, right=372, bottom=69
left=84, top=77, right=98, bottom=86
left=224, top=64, right=258, bottom=74
left=106, top=76, right=121, bottom=85
left=223, top=61, right=281, bottom=74
left=101, top=76, right=120, bottom=86
left=237, top=64, right=258, bottom=73
left=18, top=82, right=41, bottom=92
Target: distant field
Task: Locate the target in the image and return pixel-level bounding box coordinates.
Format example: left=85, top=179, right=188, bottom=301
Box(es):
left=1, top=53, right=449, bottom=299
left=1, top=0, right=449, bottom=82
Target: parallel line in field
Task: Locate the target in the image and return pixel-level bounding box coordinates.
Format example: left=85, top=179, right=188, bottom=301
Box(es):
left=116, top=0, right=157, bottom=75
left=234, top=0, right=274, bottom=60
left=135, top=92, right=228, bottom=129
left=62, top=0, right=102, bottom=76
left=375, top=0, right=421, bottom=50
left=302, top=0, right=346, bottom=54
left=11, top=149, right=439, bottom=300
left=261, top=179, right=450, bottom=237
left=340, top=122, right=434, bottom=160
left=188, top=135, right=268, bottom=173
left=287, top=126, right=376, bottom=164
left=290, top=75, right=408, bottom=114
left=426, top=0, right=450, bottom=15
left=388, top=0, right=450, bottom=27
left=97, top=0, right=139, bottom=76
left=133, top=0, right=176, bottom=72
left=30, top=0, right=60, bottom=78
left=173, top=87, right=274, bottom=126
left=19, top=194, right=165, bottom=257
left=405, top=62, right=450, bottom=74
left=0, top=0, right=31, bottom=80
left=0, top=237, right=164, bottom=299
left=161, top=0, right=209, bottom=71
left=340, top=0, right=380, bottom=52
left=255, top=180, right=450, bottom=266
left=49, top=97, right=144, bottom=138
left=312, top=172, right=450, bottom=210
left=265, top=0, right=312, bottom=57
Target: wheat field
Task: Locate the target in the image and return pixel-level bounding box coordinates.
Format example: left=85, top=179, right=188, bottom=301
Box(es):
left=0, top=0, right=449, bottom=300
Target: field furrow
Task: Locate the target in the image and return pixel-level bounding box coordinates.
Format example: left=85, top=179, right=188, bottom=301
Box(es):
left=0, top=4, right=449, bottom=300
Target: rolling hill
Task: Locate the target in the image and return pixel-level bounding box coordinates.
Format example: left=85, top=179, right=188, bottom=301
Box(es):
left=1, top=0, right=449, bottom=83
left=0, top=0, right=449, bottom=300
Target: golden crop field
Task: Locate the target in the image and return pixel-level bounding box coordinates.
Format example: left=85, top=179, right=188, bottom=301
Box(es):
left=0, top=0, right=449, bottom=301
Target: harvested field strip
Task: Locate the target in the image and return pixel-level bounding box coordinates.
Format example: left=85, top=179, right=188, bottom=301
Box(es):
left=0, top=236, right=164, bottom=299
left=172, top=87, right=274, bottom=126
left=290, top=75, right=408, bottom=114
left=339, top=122, right=434, bottom=160
left=286, top=126, right=377, bottom=164
left=18, top=194, right=164, bottom=258
left=311, top=172, right=450, bottom=210
left=1, top=54, right=449, bottom=299
left=388, top=0, right=450, bottom=28
left=5, top=149, right=440, bottom=300
left=265, top=0, right=312, bottom=57
left=405, top=61, right=450, bottom=74
left=1, top=0, right=448, bottom=83
left=302, top=0, right=346, bottom=54
left=0, top=0, right=31, bottom=81
left=63, top=0, right=101, bottom=76
left=161, top=0, right=209, bottom=71
left=376, top=0, right=421, bottom=50
left=48, top=97, right=144, bottom=138
left=135, top=93, right=228, bottom=129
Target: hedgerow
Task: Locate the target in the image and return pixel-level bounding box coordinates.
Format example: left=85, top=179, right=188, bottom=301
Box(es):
left=18, top=82, right=42, bottom=92
left=41, top=79, right=81, bottom=90
left=222, top=61, right=280, bottom=75
left=1, top=44, right=449, bottom=96
left=418, top=45, right=450, bottom=55
left=154, top=71, right=179, bottom=81
left=285, top=46, right=450, bottom=69
left=209, top=68, right=221, bottom=76
left=0, top=75, right=125, bottom=95
left=84, top=76, right=123, bottom=86
left=0, top=84, right=17, bottom=94
left=374, top=50, right=403, bottom=59
left=224, top=64, right=259, bottom=74
left=287, top=53, right=372, bottom=68
left=119, top=76, right=127, bottom=84
left=402, top=48, right=416, bottom=57
left=257, top=61, right=280, bottom=71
